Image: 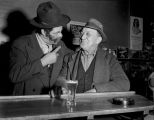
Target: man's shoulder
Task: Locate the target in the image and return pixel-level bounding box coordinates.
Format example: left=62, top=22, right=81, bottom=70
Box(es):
left=63, top=48, right=79, bottom=60
left=12, top=34, right=34, bottom=47
left=98, top=47, right=117, bottom=60
left=58, top=41, right=74, bottom=53
left=64, top=50, right=76, bottom=58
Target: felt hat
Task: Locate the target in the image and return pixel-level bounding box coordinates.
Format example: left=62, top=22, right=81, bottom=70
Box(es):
left=85, top=18, right=107, bottom=42
left=31, top=1, right=70, bottom=28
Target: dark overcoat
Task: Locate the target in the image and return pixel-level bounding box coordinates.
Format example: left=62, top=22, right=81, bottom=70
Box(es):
left=9, top=33, right=71, bottom=95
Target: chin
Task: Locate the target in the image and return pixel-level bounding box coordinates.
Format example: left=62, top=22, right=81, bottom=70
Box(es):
left=51, top=38, right=61, bottom=44
left=55, top=39, right=61, bottom=44
left=81, top=46, right=88, bottom=51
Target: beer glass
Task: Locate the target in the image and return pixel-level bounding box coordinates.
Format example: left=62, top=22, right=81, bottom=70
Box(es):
left=65, top=80, right=78, bottom=105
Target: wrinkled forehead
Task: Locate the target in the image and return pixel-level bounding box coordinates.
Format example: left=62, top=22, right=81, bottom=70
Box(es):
left=52, top=26, right=63, bottom=32
left=82, top=27, right=98, bottom=34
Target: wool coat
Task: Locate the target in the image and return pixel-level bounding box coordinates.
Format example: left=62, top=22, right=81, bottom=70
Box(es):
left=9, top=33, right=72, bottom=95
left=57, top=47, right=130, bottom=92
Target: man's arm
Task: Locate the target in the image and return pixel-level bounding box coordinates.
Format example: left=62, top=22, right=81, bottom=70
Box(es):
left=95, top=54, right=130, bottom=92
left=9, top=43, right=45, bottom=83
left=55, top=54, right=70, bottom=87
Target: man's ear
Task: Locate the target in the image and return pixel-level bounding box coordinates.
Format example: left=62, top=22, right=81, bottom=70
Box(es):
left=41, top=29, right=46, bottom=36
left=96, top=36, right=102, bottom=44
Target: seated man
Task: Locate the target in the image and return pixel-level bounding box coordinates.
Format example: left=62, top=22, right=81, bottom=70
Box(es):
left=56, top=18, right=130, bottom=93
left=54, top=18, right=130, bottom=120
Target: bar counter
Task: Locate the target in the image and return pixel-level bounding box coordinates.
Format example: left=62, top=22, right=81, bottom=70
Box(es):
left=0, top=91, right=153, bottom=120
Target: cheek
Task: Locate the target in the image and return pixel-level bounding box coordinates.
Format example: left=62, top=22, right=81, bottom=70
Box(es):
left=81, top=39, right=92, bottom=47
left=51, top=33, right=62, bottom=39
left=86, top=38, right=94, bottom=45
left=49, top=34, right=56, bottom=39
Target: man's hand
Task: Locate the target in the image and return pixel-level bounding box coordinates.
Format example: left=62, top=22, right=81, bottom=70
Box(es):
left=85, top=88, right=96, bottom=93
left=41, top=46, right=61, bottom=67
left=62, top=87, right=69, bottom=94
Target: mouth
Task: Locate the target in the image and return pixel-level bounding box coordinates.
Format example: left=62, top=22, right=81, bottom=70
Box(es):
left=49, top=37, right=62, bottom=45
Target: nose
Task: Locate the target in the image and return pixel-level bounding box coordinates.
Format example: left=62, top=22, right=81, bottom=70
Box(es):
left=59, top=33, right=63, bottom=38
left=81, top=33, right=86, bottom=40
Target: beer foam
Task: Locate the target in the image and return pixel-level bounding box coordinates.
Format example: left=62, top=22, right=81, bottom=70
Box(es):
left=66, top=80, right=78, bottom=84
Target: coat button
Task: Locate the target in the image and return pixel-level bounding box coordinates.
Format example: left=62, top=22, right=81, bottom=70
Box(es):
left=33, top=89, right=36, bottom=92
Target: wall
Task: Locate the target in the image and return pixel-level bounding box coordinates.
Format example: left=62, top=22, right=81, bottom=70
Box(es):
left=0, top=0, right=130, bottom=49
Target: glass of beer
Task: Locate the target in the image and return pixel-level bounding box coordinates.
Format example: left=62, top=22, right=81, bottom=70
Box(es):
left=65, top=80, right=78, bottom=105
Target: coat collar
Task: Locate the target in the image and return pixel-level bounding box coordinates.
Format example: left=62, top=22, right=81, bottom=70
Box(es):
left=68, top=46, right=107, bottom=81
left=26, top=33, right=44, bottom=60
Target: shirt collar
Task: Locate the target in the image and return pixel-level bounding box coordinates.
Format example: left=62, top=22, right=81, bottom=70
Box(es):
left=36, top=33, right=49, bottom=46
left=81, top=47, right=97, bottom=57
left=36, top=33, right=53, bottom=54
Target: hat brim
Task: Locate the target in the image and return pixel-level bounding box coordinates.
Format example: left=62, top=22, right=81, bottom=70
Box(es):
left=30, top=14, right=70, bottom=28
left=86, top=26, right=107, bottom=42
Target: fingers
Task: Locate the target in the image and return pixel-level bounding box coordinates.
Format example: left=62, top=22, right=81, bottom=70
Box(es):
left=53, top=46, right=61, bottom=53
left=85, top=88, right=96, bottom=93
left=56, top=53, right=59, bottom=57
left=62, top=87, right=68, bottom=94
left=49, top=90, right=55, bottom=98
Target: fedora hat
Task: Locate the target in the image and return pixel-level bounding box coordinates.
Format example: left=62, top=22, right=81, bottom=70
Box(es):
left=30, top=1, right=70, bottom=28
left=85, top=18, right=107, bottom=42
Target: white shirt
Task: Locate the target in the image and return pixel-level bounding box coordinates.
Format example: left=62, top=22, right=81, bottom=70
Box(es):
left=81, top=49, right=97, bottom=71
left=36, top=33, right=53, bottom=54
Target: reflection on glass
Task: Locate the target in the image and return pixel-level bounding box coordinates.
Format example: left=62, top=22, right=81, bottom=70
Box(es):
left=66, top=80, right=78, bottom=105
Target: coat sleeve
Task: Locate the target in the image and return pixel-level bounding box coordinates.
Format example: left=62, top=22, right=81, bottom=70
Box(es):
left=55, top=54, right=70, bottom=87
left=95, top=53, right=130, bottom=92
left=9, top=38, right=46, bottom=83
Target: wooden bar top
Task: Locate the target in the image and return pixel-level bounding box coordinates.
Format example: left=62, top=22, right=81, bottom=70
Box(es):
left=0, top=91, right=153, bottom=120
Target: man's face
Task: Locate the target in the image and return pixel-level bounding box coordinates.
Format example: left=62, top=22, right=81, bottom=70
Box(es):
left=80, top=27, right=101, bottom=51
left=44, top=26, right=63, bottom=45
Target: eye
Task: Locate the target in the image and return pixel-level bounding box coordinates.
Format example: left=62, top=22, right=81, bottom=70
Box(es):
left=81, top=32, right=90, bottom=37
left=85, top=32, right=90, bottom=37
left=51, top=31, right=61, bottom=35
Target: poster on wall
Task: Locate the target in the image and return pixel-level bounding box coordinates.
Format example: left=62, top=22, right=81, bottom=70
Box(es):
left=130, top=16, right=143, bottom=50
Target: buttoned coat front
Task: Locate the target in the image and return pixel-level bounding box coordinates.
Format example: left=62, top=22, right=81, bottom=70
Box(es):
left=9, top=33, right=71, bottom=95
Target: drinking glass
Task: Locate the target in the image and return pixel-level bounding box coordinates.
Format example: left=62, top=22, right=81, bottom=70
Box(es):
left=65, top=80, right=78, bottom=105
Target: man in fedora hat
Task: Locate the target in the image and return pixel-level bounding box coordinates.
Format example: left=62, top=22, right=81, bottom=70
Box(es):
left=56, top=18, right=130, bottom=94
left=9, top=1, right=72, bottom=95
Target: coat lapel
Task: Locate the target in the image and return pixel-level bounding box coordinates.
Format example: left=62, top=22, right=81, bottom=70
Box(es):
left=26, top=33, right=49, bottom=86
left=68, top=50, right=82, bottom=80
left=49, top=41, right=72, bottom=86
left=49, top=44, right=64, bottom=86
left=26, top=33, right=44, bottom=60
left=93, top=48, right=110, bottom=83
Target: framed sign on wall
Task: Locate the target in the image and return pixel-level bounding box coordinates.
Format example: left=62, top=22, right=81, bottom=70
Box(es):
left=67, top=21, right=85, bottom=45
